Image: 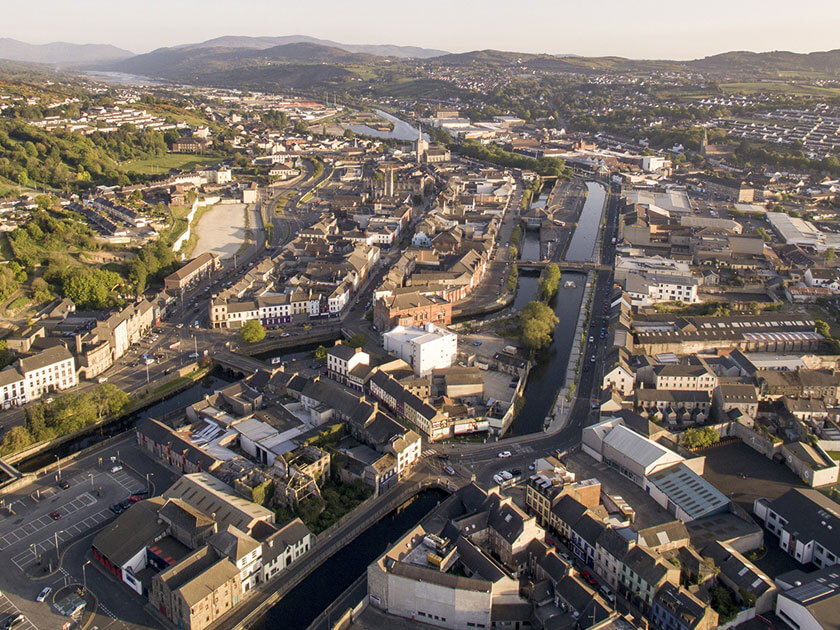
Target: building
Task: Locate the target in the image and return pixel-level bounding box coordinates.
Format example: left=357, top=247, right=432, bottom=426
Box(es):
left=654, top=361, right=717, bottom=392
left=775, top=566, right=840, bottom=630
left=326, top=343, right=369, bottom=388
left=650, top=582, right=718, bottom=630
left=753, top=488, right=840, bottom=568
left=18, top=345, right=78, bottom=401
left=374, top=291, right=452, bottom=331
left=165, top=252, right=220, bottom=294
left=150, top=545, right=242, bottom=630
left=383, top=323, right=457, bottom=377
left=164, top=473, right=275, bottom=535
left=0, top=367, right=26, bottom=409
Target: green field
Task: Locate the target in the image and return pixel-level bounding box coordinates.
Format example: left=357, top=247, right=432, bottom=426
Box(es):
left=720, top=82, right=840, bottom=98
left=121, top=153, right=224, bottom=175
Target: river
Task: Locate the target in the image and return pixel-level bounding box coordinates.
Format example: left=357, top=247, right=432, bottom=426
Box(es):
left=345, top=109, right=429, bottom=142
left=253, top=489, right=447, bottom=630
left=565, top=182, right=607, bottom=262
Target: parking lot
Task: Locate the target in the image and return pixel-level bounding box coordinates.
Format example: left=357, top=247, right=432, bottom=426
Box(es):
left=0, top=436, right=176, bottom=630
left=0, top=591, right=38, bottom=630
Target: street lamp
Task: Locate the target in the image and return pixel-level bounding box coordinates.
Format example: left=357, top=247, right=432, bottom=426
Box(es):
left=54, top=455, right=61, bottom=480
left=146, top=473, right=154, bottom=495
left=54, top=530, right=62, bottom=558
left=82, top=560, right=91, bottom=594
left=88, top=473, right=94, bottom=491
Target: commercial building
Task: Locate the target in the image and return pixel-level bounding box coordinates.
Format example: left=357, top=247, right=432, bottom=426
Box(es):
left=775, top=566, right=840, bottom=630
left=383, top=323, right=457, bottom=377
left=18, top=345, right=78, bottom=401
left=326, top=343, right=369, bottom=388
left=374, top=291, right=452, bottom=331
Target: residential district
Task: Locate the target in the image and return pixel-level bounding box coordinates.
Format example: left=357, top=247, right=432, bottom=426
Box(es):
left=1, top=49, right=840, bottom=630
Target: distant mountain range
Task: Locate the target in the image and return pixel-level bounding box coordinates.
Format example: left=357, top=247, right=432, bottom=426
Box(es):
left=2, top=35, right=840, bottom=87
left=0, top=38, right=133, bottom=65
left=171, top=35, right=448, bottom=59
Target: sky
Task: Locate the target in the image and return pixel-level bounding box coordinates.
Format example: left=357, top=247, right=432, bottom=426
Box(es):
left=3, top=0, right=840, bottom=59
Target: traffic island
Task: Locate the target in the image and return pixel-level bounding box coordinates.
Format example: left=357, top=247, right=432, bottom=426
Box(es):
left=52, top=584, right=95, bottom=629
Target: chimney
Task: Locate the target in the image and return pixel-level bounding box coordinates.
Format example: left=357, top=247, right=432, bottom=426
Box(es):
left=354, top=347, right=361, bottom=354
left=74, top=334, right=82, bottom=355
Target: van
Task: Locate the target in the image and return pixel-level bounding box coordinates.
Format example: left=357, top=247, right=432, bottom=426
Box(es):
left=600, top=585, right=615, bottom=602
left=97, top=376, right=108, bottom=384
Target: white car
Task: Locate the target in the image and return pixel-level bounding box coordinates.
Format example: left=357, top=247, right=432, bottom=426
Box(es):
left=500, top=471, right=513, bottom=481
left=110, top=465, right=123, bottom=473
left=493, top=474, right=504, bottom=485
left=36, top=587, right=51, bottom=602
left=497, top=451, right=511, bottom=459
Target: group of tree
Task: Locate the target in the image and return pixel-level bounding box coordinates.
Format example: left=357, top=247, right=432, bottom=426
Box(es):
left=680, top=427, right=720, bottom=450
left=0, top=118, right=172, bottom=190
left=520, top=301, right=559, bottom=351
left=734, top=140, right=840, bottom=177
left=125, top=238, right=178, bottom=295
left=538, top=264, right=562, bottom=301
left=0, top=261, right=26, bottom=303
left=8, top=203, right=97, bottom=269
left=0, top=384, right=131, bottom=455
left=455, top=140, right=569, bottom=178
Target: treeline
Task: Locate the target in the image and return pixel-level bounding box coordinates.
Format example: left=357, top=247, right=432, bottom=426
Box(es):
left=0, top=119, right=168, bottom=190
left=734, top=141, right=840, bottom=177
left=126, top=238, right=178, bottom=295
left=455, top=140, right=569, bottom=177
left=0, top=384, right=131, bottom=455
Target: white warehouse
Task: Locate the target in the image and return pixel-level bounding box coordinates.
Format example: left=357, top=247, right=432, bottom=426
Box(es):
left=383, top=323, right=458, bottom=377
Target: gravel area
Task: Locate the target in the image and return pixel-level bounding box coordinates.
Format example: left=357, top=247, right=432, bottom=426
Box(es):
left=193, top=202, right=247, bottom=260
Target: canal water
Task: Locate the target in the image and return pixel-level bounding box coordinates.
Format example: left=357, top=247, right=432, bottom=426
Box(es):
left=16, top=373, right=233, bottom=473
left=254, top=489, right=447, bottom=630
left=565, top=182, right=607, bottom=262
left=345, top=109, right=429, bottom=142
left=521, top=230, right=540, bottom=261
left=509, top=271, right=586, bottom=436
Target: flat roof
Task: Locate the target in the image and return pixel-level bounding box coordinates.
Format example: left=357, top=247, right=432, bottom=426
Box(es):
left=647, top=462, right=729, bottom=522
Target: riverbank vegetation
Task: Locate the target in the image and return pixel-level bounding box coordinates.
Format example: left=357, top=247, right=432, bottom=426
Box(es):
left=240, top=320, right=266, bottom=344
left=538, top=264, right=562, bottom=301
left=520, top=301, right=559, bottom=351
left=0, top=384, right=131, bottom=456
left=455, top=140, right=568, bottom=177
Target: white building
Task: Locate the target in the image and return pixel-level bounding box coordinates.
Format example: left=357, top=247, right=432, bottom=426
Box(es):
left=19, top=345, right=78, bottom=401
left=624, top=273, right=699, bottom=306
left=775, top=567, right=840, bottom=630
left=326, top=343, right=370, bottom=388
left=383, top=323, right=457, bottom=377
left=0, top=368, right=26, bottom=409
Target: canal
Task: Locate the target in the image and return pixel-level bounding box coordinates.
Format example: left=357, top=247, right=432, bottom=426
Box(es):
left=509, top=271, right=586, bottom=436
left=565, top=182, right=607, bottom=262
left=253, top=489, right=448, bottom=630
left=16, top=372, right=233, bottom=473
left=344, top=109, right=429, bottom=142
left=507, top=181, right=605, bottom=435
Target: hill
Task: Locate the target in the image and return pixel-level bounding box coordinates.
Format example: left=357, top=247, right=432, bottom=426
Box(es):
left=0, top=38, right=133, bottom=66
left=174, top=34, right=447, bottom=59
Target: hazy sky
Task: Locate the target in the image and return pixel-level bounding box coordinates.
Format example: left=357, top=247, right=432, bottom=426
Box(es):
left=4, top=0, right=840, bottom=59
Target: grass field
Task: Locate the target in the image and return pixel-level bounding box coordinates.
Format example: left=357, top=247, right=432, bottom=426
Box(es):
left=720, top=82, right=840, bottom=98
left=121, top=153, right=224, bottom=175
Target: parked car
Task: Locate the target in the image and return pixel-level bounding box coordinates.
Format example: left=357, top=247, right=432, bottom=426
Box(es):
left=472, top=340, right=482, bottom=346
left=49, top=511, right=62, bottom=521
left=580, top=570, right=597, bottom=585
left=127, top=495, right=142, bottom=503
left=511, top=468, right=522, bottom=476
left=118, top=500, right=132, bottom=510
left=36, top=587, right=51, bottom=602
left=58, top=480, right=69, bottom=490
left=600, top=585, right=616, bottom=602
left=500, top=471, right=513, bottom=481
left=3, top=614, right=25, bottom=629
left=109, top=504, right=124, bottom=515
left=493, top=474, right=504, bottom=485
left=110, top=465, right=123, bottom=473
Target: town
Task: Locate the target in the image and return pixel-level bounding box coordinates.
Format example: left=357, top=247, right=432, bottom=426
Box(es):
left=0, top=13, right=840, bottom=630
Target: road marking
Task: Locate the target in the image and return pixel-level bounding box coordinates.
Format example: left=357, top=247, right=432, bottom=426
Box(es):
left=0, top=592, right=39, bottom=630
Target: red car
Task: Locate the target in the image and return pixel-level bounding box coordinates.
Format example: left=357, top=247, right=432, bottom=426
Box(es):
left=580, top=570, right=596, bottom=586
left=49, top=511, right=62, bottom=520
left=127, top=495, right=142, bottom=503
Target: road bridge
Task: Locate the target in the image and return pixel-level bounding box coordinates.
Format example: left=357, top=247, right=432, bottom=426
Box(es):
left=213, top=351, right=271, bottom=377
left=516, top=260, right=610, bottom=272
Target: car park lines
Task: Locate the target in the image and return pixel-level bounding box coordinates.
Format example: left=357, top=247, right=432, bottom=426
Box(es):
left=109, top=469, right=145, bottom=495
left=0, top=493, right=98, bottom=551
left=0, top=592, right=38, bottom=630
left=10, top=507, right=113, bottom=571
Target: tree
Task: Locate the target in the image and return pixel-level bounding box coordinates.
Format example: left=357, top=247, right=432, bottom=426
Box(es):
left=538, top=264, right=562, bottom=302
left=347, top=334, right=367, bottom=349
left=520, top=301, right=559, bottom=351
left=825, top=247, right=836, bottom=264
left=681, top=427, right=719, bottom=450
left=816, top=319, right=832, bottom=340
left=756, top=227, right=771, bottom=242
left=240, top=320, right=266, bottom=344
left=315, top=345, right=328, bottom=361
